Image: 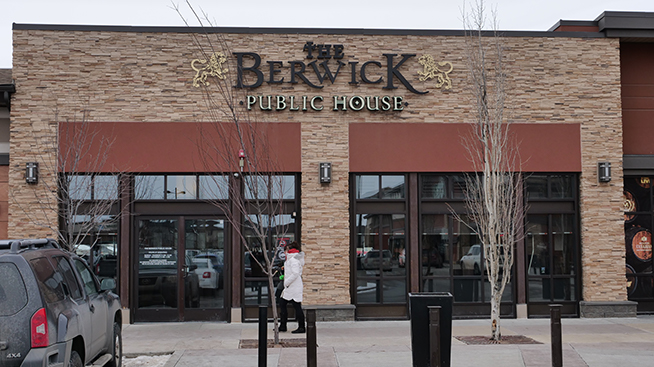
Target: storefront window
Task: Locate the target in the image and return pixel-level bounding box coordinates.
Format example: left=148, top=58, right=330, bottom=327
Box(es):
left=244, top=175, right=295, bottom=200
left=421, top=176, right=447, bottom=199
left=355, top=213, right=406, bottom=304
left=199, top=175, right=229, bottom=200
left=624, top=176, right=654, bottom=303
left=356, top=175, right=405, bottom=199
left=135, top=175, right=165, bottom=200
left=526, top=214, right=577, bottom=302
left=166, top=175, right=196, bottom=199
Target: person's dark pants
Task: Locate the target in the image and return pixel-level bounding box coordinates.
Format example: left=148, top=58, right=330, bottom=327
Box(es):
left=280, top=297, right=305, bottom=329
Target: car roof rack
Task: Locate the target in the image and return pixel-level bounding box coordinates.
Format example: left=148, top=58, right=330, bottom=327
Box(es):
left=0, top=239, right=61, bottom=254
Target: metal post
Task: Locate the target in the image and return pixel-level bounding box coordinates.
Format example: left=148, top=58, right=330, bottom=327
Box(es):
left=258, top=305, right=267, bottom=367
left=550, top=304, right=562, bottom=367
left=428, top=306, right=442, bottom=367
left=307, top=309, right=317, bottom=367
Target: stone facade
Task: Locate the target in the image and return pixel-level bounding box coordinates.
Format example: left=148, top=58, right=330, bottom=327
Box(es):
left=11, top=27, right=625, bottom=309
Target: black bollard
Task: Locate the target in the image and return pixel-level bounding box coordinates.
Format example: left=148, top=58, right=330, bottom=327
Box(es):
left=428, top=306, right=442, bottom=367
left=307, top=308, right=317, bottom=367
left=550, top=304, right=562, bottom=367
left=259, top=305, right=267, bottom=367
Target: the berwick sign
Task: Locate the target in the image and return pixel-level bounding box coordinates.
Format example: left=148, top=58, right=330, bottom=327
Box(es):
left=191, top=41, right=453, bottom=112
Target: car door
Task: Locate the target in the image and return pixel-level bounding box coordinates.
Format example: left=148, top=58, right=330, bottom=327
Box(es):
left=73, top=259, right=108, bottom=358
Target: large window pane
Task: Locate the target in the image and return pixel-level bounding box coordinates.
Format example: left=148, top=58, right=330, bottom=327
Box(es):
left=551, top=175, right=573, bottom=199
left=167, top=175, right=196, bottom=200
left=94, top=175, right=118, bottom=200
left=422, top=175, right=447, bottom=199
left=552, top=215, right=575, bottom=275
left=356, top=279, right=380, bottom=303
left=275, top=175, right=295, bottom=200
left=453, top=216, right=481, bottom=276
left=69, top=175, right=92, bottom=200
left=421, top=214, right=449, bottom=277
left=526, top=215, right=549, bottom=275
left=383, top=279, right=406, bottom=303
left=526, top=175, right=548, bottom=199
left=356, top=175, right=379, bottom=199
left=380, top=175, right=405, bottom=199
left=357, top=214, right=381, bottom=276
left=422, top=278, right=450, bottom=293
left=135, top=175, right=165, bottom=200
left=453, top=278, right=481, bottom=302
left=244, top=175, right=294, bottom=200
left=199, top=175, right=229, bottom=200
left=243, top=214, right=295, bottom=277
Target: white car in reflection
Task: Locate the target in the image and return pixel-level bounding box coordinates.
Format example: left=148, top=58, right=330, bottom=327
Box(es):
left=192, top=257, right=219, bottom=290
left=460, top=245, right=482, bottom=274
left=361, top=250, right=393, bottom=271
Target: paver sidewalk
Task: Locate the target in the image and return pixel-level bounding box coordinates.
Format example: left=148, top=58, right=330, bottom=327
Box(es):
left=121, top=316, right=654, bottom=367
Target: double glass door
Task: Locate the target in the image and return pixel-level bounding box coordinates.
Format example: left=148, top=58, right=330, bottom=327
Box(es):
left=134, top=217, right=226, bottom=322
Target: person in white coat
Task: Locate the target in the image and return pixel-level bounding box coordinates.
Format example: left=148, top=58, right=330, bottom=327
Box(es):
left=279, top=241, right=305, bottom=333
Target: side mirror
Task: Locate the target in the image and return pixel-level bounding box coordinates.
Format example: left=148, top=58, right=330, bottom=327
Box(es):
left=100, top=278, right=117, bottom=292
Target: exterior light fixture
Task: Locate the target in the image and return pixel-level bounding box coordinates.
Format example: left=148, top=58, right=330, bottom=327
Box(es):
left=598, top=162, right=611, bottom=182
left=238, top=149, right=245, bottom=171
left=25, top=162, right=38, bottom=184
left=320, top=162, right=332, bottom=184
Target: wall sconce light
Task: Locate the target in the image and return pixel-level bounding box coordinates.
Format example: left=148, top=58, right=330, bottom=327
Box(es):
left=320, top=162, right=332, bottom=184
left=25, top=162, right=38, bottom=184
left=598, top=162, right=611, bottom=182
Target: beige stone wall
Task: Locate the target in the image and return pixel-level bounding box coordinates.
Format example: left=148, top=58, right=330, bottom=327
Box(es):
left=11, top=28, right=625, bottom=305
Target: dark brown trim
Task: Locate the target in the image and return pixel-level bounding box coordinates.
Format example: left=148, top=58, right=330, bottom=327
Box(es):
left=11, top=23, right=606, bottom=38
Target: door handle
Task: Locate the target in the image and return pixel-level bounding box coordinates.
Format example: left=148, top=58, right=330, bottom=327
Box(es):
left=89, top=303, right=95, bottom=313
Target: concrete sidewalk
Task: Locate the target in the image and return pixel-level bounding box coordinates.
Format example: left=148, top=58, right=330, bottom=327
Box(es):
left=122, top=316, right=654, bottom=367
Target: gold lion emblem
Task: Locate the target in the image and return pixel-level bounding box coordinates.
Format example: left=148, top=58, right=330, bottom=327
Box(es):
left=418, top=54, right=453, bottom=90
left=191, top=52, right=229, bottom=87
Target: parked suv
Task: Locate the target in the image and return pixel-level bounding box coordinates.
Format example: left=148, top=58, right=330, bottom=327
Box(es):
left=0, top=239, right=122, bottom=367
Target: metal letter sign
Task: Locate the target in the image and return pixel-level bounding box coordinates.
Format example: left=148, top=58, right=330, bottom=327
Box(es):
left=320, top=162, right=332, bottom=184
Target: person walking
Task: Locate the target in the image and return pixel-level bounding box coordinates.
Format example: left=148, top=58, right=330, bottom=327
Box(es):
left=279, top=241, right=305, bottom=334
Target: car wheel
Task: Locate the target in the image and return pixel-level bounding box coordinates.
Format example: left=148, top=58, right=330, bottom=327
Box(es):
left=473, top=263, right=481, bottom=275
left=69, top=350, right=83, bottom=367
left=107, top=322, right=122, bottom=367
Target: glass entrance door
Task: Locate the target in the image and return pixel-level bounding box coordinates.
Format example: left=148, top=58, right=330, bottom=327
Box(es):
left=134, top=217, right=227, bottom=322
left=184, top=218, right=226, bottom=321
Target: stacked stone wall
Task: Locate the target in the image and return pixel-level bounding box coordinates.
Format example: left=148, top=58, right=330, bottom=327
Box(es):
left=11, top=28, right=625, bottom=304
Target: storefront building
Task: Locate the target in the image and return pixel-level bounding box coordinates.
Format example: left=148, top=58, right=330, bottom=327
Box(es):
left=7, top=11, right=654, bottom=322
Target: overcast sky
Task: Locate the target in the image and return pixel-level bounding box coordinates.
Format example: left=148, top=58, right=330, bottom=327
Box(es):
left=2, top=0, right=654, bottom=68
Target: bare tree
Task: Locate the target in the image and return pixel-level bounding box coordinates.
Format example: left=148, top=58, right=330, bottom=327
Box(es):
left=175, top=2, right=292, bottom=344
left=16, top=103, right=124, bottom=261
left=454, top=0, right=525, bottom=341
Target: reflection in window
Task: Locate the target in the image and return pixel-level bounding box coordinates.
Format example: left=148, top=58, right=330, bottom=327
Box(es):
left=68, top=175, right=92, bottom=200
left=526, top=175, right=548, bottom=199
left=135, top=175, right=165, bottom=200
left=199, top=175, right=229, bottom=200
left=356, top=175, right=405, bottom=199
left=67, top=175, right=118, bottom=200
left=421, top=214, right=449, bottom=277
left=94, top=176, right=119, bottom=200
left=243, top=214, right=295, bottom=277
left=244, top=175, right=295, bottom=200
left=166, top=175, right=196, bottom=200
left=356, top=175, right=379, bottom=199
left=421, top=175, right=447, bottom=199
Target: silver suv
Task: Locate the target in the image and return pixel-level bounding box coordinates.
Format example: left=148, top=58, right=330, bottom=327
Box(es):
left=0, top=239, right=122, bottom=367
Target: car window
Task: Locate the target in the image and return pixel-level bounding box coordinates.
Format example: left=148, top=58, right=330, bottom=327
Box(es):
left=74, top=259, right=98, bottom=296
left=29, top=257, right=66, bottom=303
left=53, top=256, right=83, bottom=300
left=0, top=263, right=28, bottom=316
